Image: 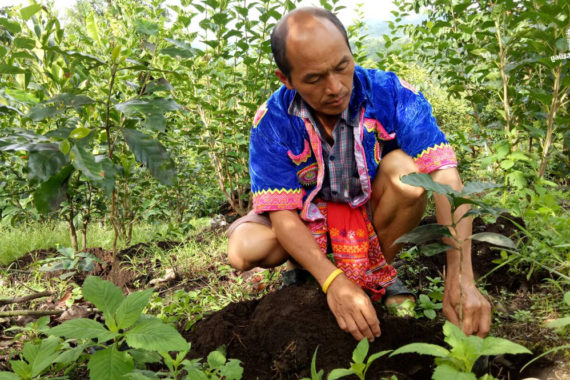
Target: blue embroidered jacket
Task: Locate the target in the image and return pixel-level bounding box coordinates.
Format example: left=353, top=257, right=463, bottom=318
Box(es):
left=249, top=66, right=457, bottom=221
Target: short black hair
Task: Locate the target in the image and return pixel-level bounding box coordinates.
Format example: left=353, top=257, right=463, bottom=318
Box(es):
left=270, top=7, right=351, bottom=79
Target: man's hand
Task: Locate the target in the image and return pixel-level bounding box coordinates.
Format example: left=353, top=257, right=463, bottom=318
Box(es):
left=326, top=273, right=381, bottom=342
left=443, top=274, right=491, bottom=337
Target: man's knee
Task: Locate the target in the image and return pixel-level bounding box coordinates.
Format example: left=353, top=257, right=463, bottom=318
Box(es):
left=227, top=223, right=288, bottom=270
left=373, top=149, right=426, bottom=204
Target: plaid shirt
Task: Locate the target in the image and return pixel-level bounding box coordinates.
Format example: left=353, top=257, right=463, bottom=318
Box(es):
left=289, top=94, right=363, bottom=203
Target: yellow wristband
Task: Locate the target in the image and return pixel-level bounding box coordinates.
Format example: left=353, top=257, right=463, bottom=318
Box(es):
left=322, top=268, right=344, bottom=294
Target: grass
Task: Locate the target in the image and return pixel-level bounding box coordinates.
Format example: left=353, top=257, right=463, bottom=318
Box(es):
left=0, top=220, right=175, bottom=266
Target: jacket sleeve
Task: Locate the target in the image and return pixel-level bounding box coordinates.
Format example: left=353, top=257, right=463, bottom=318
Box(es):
left=385, top=72, right=458, bottom=173
left=249, top=101, right=303, bottom=213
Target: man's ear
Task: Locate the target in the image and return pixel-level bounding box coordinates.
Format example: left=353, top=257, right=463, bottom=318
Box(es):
left=275, top=69, right=294, bottom=90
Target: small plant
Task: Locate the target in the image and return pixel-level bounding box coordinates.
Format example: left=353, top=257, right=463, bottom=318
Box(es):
left=4, top=315, right=50, bottom=343
left=183, top=345, right=244, bottom=380
left=327, top=338, right=391, bottom=380
left=390, top=321, right=531, bottom=379
left=300, top=347, right=324, bottom=380
left=417, top=293, right=443, bottom=320
left=38, top=245, right=101, bottom=279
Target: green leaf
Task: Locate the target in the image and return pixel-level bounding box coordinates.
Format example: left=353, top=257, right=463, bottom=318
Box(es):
left=122, top=129, right=176, bottom=186
left=461, top=182, right=502, bottom=196
left=0, top=17, right=22, bottom=33
left=86, top=12, right=101, bottom=46
left=135, top=19, right=159, bottom=35
left=185, top=367, right=209, bottom=380
left=8, top=361, right=31, bottom=379
left=125, top=317, right=188, bottom=352
left=88, top=346, right=134, bottom=380
left=0, top=371, right=20, bottom=380
left=432, top=364, right=476, bottom=380
left=366, top=349, right=391, bottom=365
left=390, top=343, right=450, bottom=358
left=115, top=289, right=153, bottom=330
left=70, top=145, right=117, bottom=195
left=0, top=64, right=27, bottom=74
left=13, top=37, right=36, bottom=49
left=419, top=242, right=452, bottom=256
left=479, top=337, right=531, bottom=356
left=400, top=173, right=459, bottom=196
left=393, top=224, right=452, bottom=245
left=219, top=359, right=244, bottom=380
left=33, top=165, right=74, bottom=214
left=352, top=338, right=368, bottom=363
left=20, top=4, right=42, bottom=20
left=470, top=232, right=516, bottom=249
left=564, top=291, right=570, bottom=306
left=82, top=276, right=124, bottom=318
left=54, top=344, right=88, bottom=364
left=114, top=98, right=182, bottom=115
left=23, top=336, right=60, bottom=377
left=69, top=127, right=92, bottom=139
left=500, top=159, right=514, bottom=170
left=28, top=150, right=68, bottom=182
left=327, top=368, right=354, bottom=380
left=26, top=105, right=59, bottom=121
left=207, top=349, right=226, bottom=369
left=48, top=319, right=117, bottom=342
left=546, top=317, right=570, bottom=329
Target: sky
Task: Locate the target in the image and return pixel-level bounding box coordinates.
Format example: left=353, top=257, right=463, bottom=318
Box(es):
left=3, top=0, right=399, bottom=25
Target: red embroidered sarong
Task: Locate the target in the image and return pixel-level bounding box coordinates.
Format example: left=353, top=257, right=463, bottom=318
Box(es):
left=306, top=202, right=397, bottom=301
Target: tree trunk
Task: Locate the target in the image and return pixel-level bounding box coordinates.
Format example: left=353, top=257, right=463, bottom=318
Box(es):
left=538, top=64, right=562, bottom=178
left=67, top=194, right=79, bottom=252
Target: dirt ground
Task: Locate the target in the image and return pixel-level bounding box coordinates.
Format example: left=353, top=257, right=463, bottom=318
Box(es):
left=184, top=215, right=569, bottom=380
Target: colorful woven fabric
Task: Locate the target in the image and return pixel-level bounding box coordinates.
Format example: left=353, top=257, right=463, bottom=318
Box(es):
left=306, top=201, right=397, bottom=300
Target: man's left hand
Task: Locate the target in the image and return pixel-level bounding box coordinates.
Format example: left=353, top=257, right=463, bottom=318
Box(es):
left=442, top=275, right=491, bottom=337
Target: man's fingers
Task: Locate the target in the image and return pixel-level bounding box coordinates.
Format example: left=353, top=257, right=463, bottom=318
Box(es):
left=476, top=297, right=492, bottom=338
left=353, top=312, right=375, bottom=342
left=444, top=304, right=460, bottom=326
left=345, top=318, right=365, bottom=341
left=360, top=304, right=381, bottom=338
left=336, top=315, right=347, bottom=332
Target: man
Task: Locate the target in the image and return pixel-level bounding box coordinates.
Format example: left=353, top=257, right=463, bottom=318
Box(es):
left=227, top=7, right=491, bottom=342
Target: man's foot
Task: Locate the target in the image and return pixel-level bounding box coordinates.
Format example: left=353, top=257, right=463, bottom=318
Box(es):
left=382, top=277, right=416, bottom=317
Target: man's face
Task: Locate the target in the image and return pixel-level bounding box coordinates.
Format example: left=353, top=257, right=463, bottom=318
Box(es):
left=276, top=17, right=355, bottom=118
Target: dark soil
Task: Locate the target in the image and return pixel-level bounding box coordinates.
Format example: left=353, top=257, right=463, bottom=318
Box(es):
left=185, top=214, right=566, bottom=380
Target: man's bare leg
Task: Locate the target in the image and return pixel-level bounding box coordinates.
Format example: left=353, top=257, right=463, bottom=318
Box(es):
left=227, top=222, right=289, bottom=271
left=370, top=149, right=427, bottom=305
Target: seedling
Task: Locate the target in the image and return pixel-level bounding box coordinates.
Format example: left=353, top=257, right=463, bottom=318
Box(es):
left=417, top=293, right=443, bottom=320
left=327, top=338, right=391, bottom=380
left=38, top=245, right=101, bottom=279
left=183, top=345, right=244, bottom=380
left=391, top=321, right=531, bottom=379
left=300, top=347, right=324, bottom=380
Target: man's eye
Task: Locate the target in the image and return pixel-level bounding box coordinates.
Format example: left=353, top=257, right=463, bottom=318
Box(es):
left=307, top=77, right=320, bottom=84
left=336, top=64, right=347, bottom=72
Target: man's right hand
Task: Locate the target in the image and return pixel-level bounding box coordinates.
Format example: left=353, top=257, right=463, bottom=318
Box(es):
left=326, top=273, right=381, bottom=342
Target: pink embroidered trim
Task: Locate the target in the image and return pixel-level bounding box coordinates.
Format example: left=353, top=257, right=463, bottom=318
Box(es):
left=297, top=163, right=318, bottom=186
left=414, top=143, right=457, bottom=173
left=374, top=141, right=382, bottom=165
left=363, top=118, right=395, bottom=141
left=301, top=118, right=326, bottom=221
left=287, top=139, right=312, bottom=165
left=253, top=188, right=303, bottom=212
left=252, top=101, right=268, bottom=128
left=399, top=78, right=418, bottom=94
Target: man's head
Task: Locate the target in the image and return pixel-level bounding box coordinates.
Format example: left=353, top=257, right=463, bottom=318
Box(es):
left=270, top=7, right=355, bottom=118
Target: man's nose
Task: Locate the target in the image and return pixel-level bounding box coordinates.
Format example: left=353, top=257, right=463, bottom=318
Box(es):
left=325, top=73, right=342, bottom=95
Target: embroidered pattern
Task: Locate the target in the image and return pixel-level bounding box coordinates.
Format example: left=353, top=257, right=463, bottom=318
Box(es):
left=363, top=118, right=395, bottom=141
left=287, top=139, right=312, bottom=165
left=300, top=119, right=326, bottom=221
left=252, top=188, right=303, bottom=211
left=252, top=101, right=268, bottom=128
left=297, top=163, right=318, bottom=186
left=414, top=143, right=457, bottom=173
left=399, top=78, right=419, bottom=94
left=374, top=141, right=382, bottom=165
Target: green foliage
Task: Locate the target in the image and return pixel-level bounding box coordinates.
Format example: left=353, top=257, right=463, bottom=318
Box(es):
left=38, top=245, right=101, bottom=279
left=391, top=321, right=531, bottom=379
left=327, top=338, right=391, bottom=380
left=184, top=346, right=244, bottom=380
left=417, top=294, right=443, bottom=320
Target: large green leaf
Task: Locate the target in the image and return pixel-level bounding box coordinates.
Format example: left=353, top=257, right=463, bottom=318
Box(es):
left=546, top=316, right=570, bottom=329
left=390, top=342, right=450, bottom=358
left=393, top=224, right=452, bottom=245
left=115, top=289, right=153, bottom=330
left=86, top=12, right=101, bottom=46
left=26, top=105, right=59, bottom=121
left=33, top=165, right=74, bottom=214
left=135, top=19, right=159, bottom=35
left=88, top=346, right=134, bottom=380
left=22, top=336, right=60, bottom=378
left=470, top=232, right=516, bottom=249
left=461, top=181, right=502, bottom=196
left=432, top=364, right=476, bottom=380
left=82, top=276, right=124, bottom=319
left=0, top=17, right=22, bottom=33
left=0, top=371, right=20, bottom=380
left=28, top=150, right=68, bottom=182
left=20, top=4, right=42, bottom=20
left=13, top=37, right=36, bottom=49
left=48, top=319, right=117, bottom=342
left=0, top=64, right=27, bottom=75
left=419, top=242, right=453, bottom=256
left=71, top=145, right=117, bottom=195
left=124, top=317, right=188, bottom=352
left=122, top=129, right=176, bottom=186
left=400, top=173, right=459, bottom=196
left=479, top=337, right=531, bottom=356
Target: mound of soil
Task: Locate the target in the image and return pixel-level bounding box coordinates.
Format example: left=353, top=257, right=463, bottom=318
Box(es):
left=185, top=214, right=563, bottom=379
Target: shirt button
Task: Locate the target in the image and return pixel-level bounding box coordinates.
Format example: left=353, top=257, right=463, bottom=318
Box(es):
left=330, top=155, right=335, bottom=161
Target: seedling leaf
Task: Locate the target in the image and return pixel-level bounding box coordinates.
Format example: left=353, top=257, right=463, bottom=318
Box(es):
left=470, top=232, right=516, bottom=249
left=82, top=276, right=124, bottom=324
left=400, top=173, right=459, bottom=195
left=393, top=224, right=452, bottom=245
left=125, top=317, right=188, bottom=352
left=88, top=346, right=134, bottom=380
left=49, top=318, right=117, bottom=342
left=115, top=289, right=154, bottom=330
left=461, top=181, right=502, bottom=196
left=419, top=242, right=453, bottom=256
left=327, top=368, right=354, bottom=380
left=0, top=371, right=20, bottom=380
left=352, top=338, right=368, bottom=363
left=479, top=337, right=531, bottom=356
left=390, top=342, right=450, bottom=358
left=207, top=349, right=226, bottom=370
left=432, top=364, right=476, bottom=380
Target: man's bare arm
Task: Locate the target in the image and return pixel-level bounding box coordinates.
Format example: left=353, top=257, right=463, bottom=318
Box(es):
left=269, top=210, right=381, bottom=341
left=430, top=167, right=492, bottom=337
